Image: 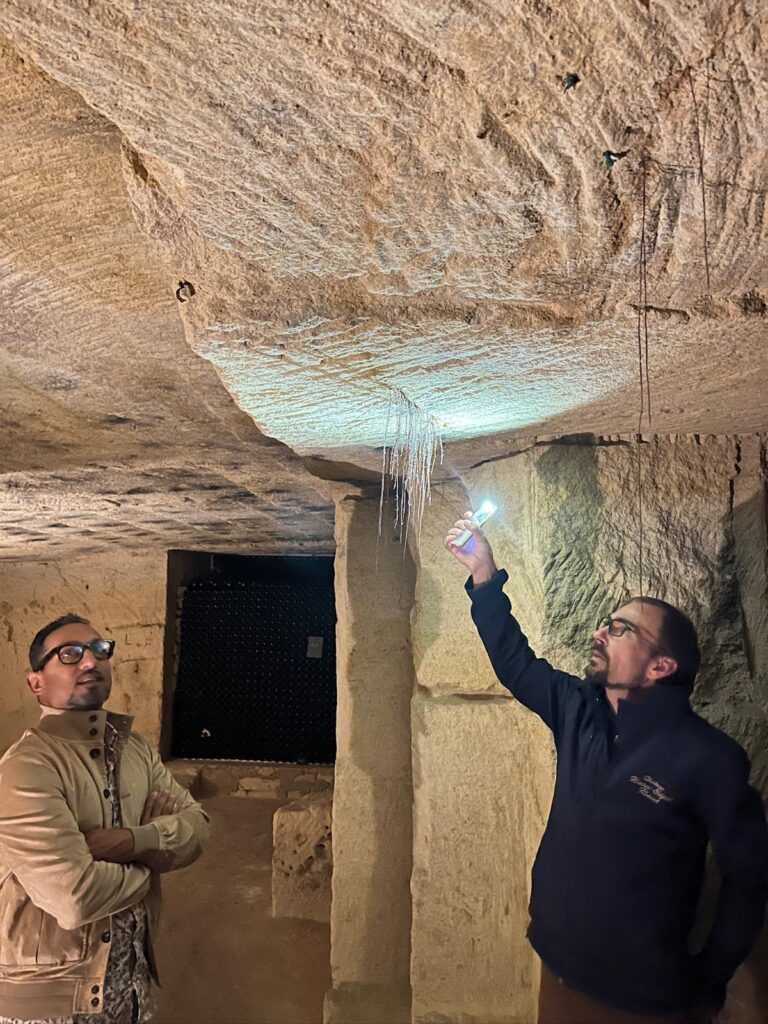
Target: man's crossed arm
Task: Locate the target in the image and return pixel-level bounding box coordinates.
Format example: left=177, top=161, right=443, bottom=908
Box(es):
left=86, top=739, right=210, bottom=875
left=84, top=789, right=184, bottom=864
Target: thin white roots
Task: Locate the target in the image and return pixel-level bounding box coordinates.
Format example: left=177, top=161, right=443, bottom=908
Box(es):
left=378, top=389, right=443, bottom=543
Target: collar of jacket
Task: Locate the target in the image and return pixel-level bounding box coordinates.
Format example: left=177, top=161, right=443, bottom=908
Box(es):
left=609, top=681, right=691, bottom=736
left=35, top=706, right=135, bottom=744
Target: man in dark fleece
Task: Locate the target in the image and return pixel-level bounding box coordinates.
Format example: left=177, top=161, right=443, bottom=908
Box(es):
left=445, top=513, right=767, bottom=1024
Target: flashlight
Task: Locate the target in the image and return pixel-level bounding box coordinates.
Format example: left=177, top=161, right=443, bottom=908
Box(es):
left=453, top=500, right=498, bottom=547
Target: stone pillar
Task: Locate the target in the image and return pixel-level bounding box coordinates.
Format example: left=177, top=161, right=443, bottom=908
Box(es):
left=324, top=493, right=414, bottom=1024
left=410, top=478, right=552, bottom=1024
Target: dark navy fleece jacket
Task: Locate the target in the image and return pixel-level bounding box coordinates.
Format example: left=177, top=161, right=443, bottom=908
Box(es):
left=467, top=570, right=768, bottom=1016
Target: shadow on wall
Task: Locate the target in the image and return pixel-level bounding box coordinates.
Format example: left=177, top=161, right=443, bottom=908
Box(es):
left=408, top=483, right=463, bottom=685
left=535, top=441, right=604, bottom=662
left=413, top=564, right=444, bottom=679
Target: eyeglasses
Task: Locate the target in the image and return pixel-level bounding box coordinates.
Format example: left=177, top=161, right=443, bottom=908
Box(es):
left=36, top=639, right=115, bottom=671
left=597, top=616, right=665, bottom=653
left=598, top=615, right=637, bottom=638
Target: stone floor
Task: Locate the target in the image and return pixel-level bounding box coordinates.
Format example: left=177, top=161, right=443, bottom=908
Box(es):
left=153, top=794, right=331, bottom=1024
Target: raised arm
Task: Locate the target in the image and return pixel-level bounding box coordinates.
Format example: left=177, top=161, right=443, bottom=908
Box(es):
left=445, top=513, right=581, bottom=737
left=0, top=755, right=150, bottom=931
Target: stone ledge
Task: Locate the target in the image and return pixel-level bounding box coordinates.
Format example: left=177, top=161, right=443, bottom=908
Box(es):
left=272, top=791, right=332, bottom=923
left=168, top=763, right=203, bottom=798
left=165, top=759, right=334, bottom=801
left=323, top=981, right=411, bottom=1024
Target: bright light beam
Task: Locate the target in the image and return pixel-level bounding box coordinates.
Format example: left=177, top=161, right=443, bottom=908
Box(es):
left=453, top=500, right=498, bottom=547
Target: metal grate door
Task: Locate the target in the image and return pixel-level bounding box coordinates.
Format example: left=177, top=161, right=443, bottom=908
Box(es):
left=171, top=578, right=336, bottom=762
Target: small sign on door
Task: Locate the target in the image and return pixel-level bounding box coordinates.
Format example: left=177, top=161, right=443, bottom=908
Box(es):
left=306, top=635, right=324, bottom=659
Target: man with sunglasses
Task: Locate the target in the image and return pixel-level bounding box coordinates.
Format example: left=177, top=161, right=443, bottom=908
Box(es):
left=445, top=516, right=767, bottom=1024
left=0, top=614, right=210, bottom=1023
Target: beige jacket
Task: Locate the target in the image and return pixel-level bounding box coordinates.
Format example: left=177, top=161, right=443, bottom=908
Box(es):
left=0, top=706, right=210, bottom=1020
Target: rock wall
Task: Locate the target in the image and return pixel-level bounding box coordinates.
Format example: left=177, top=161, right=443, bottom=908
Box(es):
left=408, top=433, right=768, bottom=1023
left=0, top=549, right=166, bottom=753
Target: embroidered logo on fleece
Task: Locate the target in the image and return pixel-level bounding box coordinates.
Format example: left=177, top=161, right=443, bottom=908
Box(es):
left=630, top=775, right=674, bottom=804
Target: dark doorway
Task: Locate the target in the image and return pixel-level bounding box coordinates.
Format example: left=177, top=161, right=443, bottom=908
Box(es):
left=166, top=552, right=336, bottom=764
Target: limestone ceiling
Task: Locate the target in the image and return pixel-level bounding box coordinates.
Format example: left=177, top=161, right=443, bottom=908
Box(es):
left=0, top=2, right=766, bottom=554
left=0, top=39, right=333, bottom=558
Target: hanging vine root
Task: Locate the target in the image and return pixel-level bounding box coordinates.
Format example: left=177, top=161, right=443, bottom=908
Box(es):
left=378, top=388, right=443, bottom=543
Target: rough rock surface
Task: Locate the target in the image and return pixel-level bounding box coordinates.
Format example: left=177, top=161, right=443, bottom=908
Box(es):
left=0, top=1, right=765, bottom=487
left=237, top=776, right=284, bottom=799
left=234, top=765, right=334, bottom=802
left=158, top=759, right=336, bottom=800
left=272, top=791, right=333, bottom=923
left=411, top=694, right=549, bottom=1024
left=0, top=38, right=333, bottom=560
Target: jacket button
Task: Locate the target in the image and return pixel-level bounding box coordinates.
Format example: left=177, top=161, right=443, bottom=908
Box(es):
left=89, top=714, right=98, bottom=723
left=101, top=931, right=111, bottom=943
left=91, top=985, right=100, bottom=994
left=89, top=728, right=98, bottom=737
left=91, top=997, right=100, bottom=1006
left=103, top=788, right=111, bottom=799
left=90, top=748, right=100, bottom=759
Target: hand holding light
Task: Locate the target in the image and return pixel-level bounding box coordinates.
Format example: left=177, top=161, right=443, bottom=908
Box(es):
left=452, top=501, right=497, bottom=546
left=444, top=502, right=499, bottom=585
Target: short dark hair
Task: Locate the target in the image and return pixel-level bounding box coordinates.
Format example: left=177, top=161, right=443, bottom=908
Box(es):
left=629, top=597, right=701, bottom=690
left=29, top=614, right=93, bottom=671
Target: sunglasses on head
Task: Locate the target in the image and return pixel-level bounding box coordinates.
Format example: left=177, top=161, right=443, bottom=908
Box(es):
left=35, top=639, right=116, bottom=671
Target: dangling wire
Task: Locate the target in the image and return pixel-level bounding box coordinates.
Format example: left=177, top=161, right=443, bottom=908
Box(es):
left=634, top=57, right=718, bottom=597
left=636, top=439, right=645, bottom=598
left=636, top=154, right=653, bottom=598
left=687, top=66, right=712, bottom=292
left=641, top=158, right=652, bottom=425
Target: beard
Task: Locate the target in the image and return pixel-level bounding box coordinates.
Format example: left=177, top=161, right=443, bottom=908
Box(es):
left=585, top=646, right=608, bottom=683
left=67, top=687, right=108, bottom=709
left=66, top=674, right=111, bottom=710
